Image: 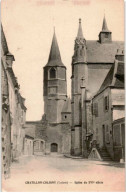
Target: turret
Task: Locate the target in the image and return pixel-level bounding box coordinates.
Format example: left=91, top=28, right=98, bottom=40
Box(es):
left=72, top=19, right=87, bottom=64
left=43, top=29, right=67, bottom=124
left=99, top=15, right=112, bottom=43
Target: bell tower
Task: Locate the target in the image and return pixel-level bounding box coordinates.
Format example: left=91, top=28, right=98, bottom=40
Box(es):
left=99, top=15, right=112, bottom=43
left=71, top=19, right=88, bottom=156
left=43, top=30, right=67, bottom=124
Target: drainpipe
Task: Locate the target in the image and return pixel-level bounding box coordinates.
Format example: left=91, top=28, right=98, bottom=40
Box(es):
left=80, top=77, right=87, bottom=158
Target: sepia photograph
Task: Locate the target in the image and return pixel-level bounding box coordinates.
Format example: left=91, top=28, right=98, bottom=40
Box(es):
left=1, top=0, right=125, bottom=192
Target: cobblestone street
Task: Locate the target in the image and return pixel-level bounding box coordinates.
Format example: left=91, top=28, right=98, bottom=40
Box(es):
left=2, top=155, right=125, bottom=192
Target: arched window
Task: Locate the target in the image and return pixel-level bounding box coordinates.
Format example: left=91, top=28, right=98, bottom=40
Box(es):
left=49, top=67, right=56, bottom=79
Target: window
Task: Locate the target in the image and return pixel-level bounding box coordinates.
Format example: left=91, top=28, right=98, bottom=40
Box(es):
left=105, top=33, right=109, bottom=38
left=104, top=96, right=109, bottom=111
left=49, top=67, right=56, bottom=79
left=65, top=115, right=67, bottom=119
left=93, top=102, right=98, bottom=117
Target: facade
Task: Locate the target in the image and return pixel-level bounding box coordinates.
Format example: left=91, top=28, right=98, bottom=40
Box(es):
left=6, top=57, right=27, bottom=160
left=70, top=17, right=124, bottom=158
left=1, top=25, right=11, bottom=178
left=24, top=135, right=34, bottom=156
left=24, top=122, right=35, bottom=155
left=91, top=51, right=125, bottom=161
left=1, top=25, right=27, bottom=179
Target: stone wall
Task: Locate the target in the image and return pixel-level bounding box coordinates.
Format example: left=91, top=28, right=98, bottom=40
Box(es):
left=25, top=119, right=71, bottom=155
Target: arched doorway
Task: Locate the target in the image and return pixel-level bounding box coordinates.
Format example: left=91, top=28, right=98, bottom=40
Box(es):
left=33, top=139, right=45, bottom=155
left=51, top=143, right=58, bottom=152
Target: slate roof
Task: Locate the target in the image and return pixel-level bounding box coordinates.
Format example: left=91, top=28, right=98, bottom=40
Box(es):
left=101, top=15, right=110, bottom=32
left=45, top=30, right=65, bottom=67
left=98, top=59, right=124, bottom=93
left=86, top=40, right=124, bottom=63
left=62, top=98, right=71, bottom=113
left=1, top=25, right=15, bottom=61
left=1, top=24, right=8, bottom=55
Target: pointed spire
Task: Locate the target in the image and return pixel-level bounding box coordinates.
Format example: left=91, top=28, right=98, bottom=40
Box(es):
left=77, top=18, right=84, bottom=38
left=47, top=29, right=64, bottom=66
left=102, top=15, right=110, bottom=32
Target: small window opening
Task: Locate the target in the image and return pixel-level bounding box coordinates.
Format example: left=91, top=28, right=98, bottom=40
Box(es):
left=50, top=68, right=56, bottom=79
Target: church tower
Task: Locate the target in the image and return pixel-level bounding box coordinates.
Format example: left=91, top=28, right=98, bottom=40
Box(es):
left=71, top=19, right=88, bottom=156
left=43, top=30, right=67, bottom=124
left=99, top=15, right=112, bottom=43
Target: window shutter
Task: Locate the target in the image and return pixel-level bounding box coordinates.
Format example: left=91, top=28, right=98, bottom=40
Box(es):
left=93, top=103, right=98, bottom=117
left=107, top=96, right=109, bottom=110
left=104, top=96, right=109, bottom=111
left=103, top=97, right=105, bottom=112
left=93, top=103, right=96, bottom=115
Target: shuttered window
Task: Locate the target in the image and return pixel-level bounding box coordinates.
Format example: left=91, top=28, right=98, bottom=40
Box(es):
left=104, top=96, right=109, bottom=111
left=93, top=102, right=98, bottom=117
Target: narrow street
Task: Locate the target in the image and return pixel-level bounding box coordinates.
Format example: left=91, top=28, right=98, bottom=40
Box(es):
left=2, top=155, right=125, bottom=192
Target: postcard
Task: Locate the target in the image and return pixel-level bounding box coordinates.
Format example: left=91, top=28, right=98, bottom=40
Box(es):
left=1, top=0, right=125, bottom=192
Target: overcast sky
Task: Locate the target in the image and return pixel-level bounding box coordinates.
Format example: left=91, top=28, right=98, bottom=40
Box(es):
left=1, top=0, right=124, bottom=121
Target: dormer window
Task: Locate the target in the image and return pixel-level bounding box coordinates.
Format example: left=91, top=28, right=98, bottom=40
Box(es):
left=49, top=67, right=56, bottom=79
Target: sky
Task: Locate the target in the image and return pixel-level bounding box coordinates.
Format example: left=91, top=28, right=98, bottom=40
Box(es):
left=1, top=0, right=124, bottom=121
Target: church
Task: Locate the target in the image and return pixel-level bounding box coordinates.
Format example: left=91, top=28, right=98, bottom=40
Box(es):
left=25, top=16, right=124, bottom=161
left=71, top=16, right=124, bottom=160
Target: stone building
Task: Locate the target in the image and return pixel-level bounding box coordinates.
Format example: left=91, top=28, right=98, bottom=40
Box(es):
left=89, top=51, right=125, bottom=161
left=113, top=117, right=125, bottom=161
left=1, top=25, right=12, bottom=179
left=43, top=31, right=71, bottom=154
left=71, top=17, right=124, bottom=157
left=25, top=31, right=71, bottom=155
left=6, top=55, right=27, bottom=160
left=24, top=125, right=35, bottom=156
left=1, top=25, right=27, bottom=176
left=24, top=120, right=46, bottom=155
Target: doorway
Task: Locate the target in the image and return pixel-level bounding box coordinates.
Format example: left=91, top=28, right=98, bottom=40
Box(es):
left=51, top=143, right=58, bottom=152
left=102, top=125, right=105, bottom=147
left=40, top=141, right=44, bottom=152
